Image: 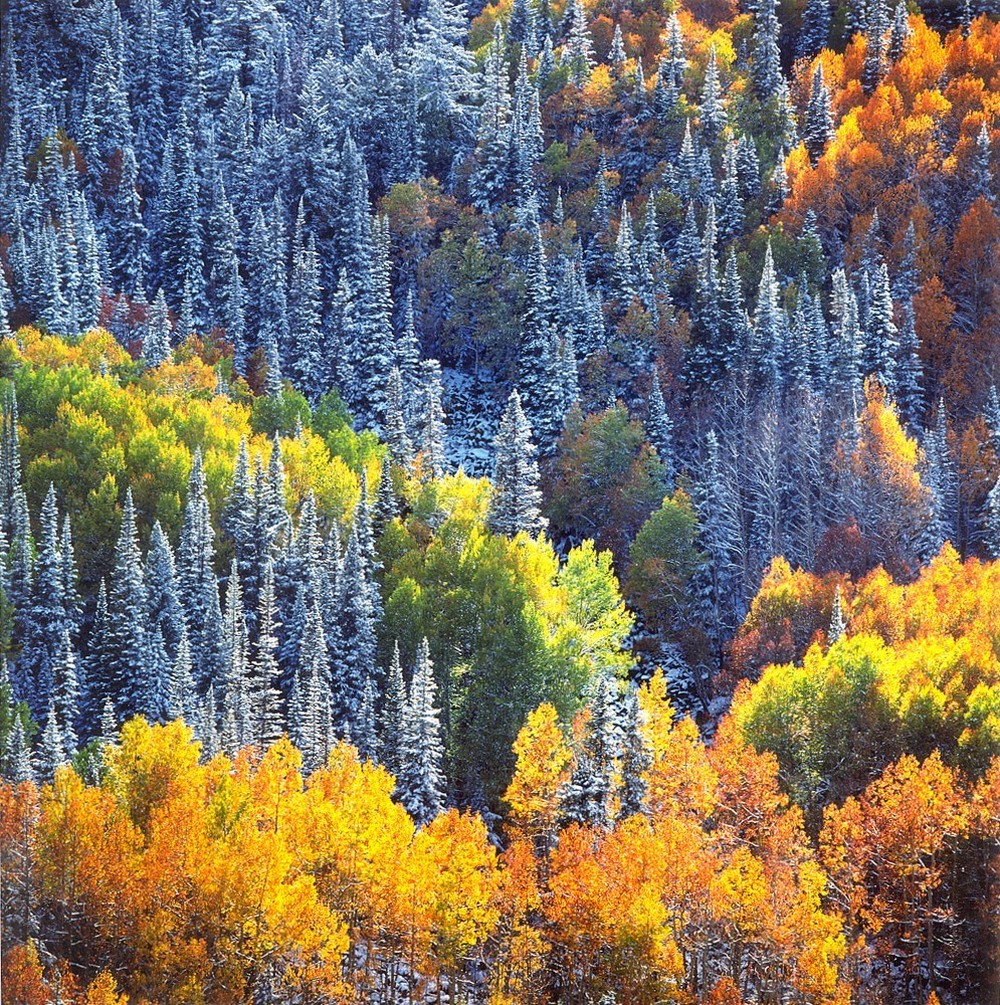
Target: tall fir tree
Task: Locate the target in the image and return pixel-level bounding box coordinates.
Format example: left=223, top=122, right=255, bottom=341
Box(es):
left=397, top=638, right=445, bottom=825
left=488, top=389, right=547, bottom=537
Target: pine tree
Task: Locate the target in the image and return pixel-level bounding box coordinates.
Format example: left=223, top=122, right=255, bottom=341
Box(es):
left=517, top=219, right=562, bottom=443
left=618, top=686, right=650, bottom=818
left=563, top=673, right=621, bottom=828
left=180, top=450, right=225, bottom=691
left=647, top=371, right=676, bottom=489
left=50, top=627, right=80, bottom=753
left=488, top=389, right=547, bottom=538
left=973, top=122, right=994, bottom=204
left=397, top=638, right=445, bottom=825
left=888, top=1, right=911, bottom=62
left=418, top=359, right=448, bottom=479
left=753, top=0, right=783, bottom=99
left=384, top=367, right=414, bottom=469
left=23, top=484, right=65, bottom=715
left=862, top=0, right=889, bottom=94
left=751, top=241, right=785, bottom=389
left=829, top=585, right=847, bottom=642
left=564, top=0, right=595, bottom=86
left=798, top=0, right=831, bottom=58
left=699, top=45, right=726, bottom=146
left=804, top=62, right=834, bottom=162
left=288, top=235, right=325, bottom=399
left=895, top=301, right=923, bottom=429
left=864, top=262, right=898, bottom=391
left=222, top=559, right=249, bottom=717
left=248, top=202, right=289, bottom=368
left=381, top=641, right=407, bottom=779
left=244, top=556, right=283, bottom=750
left=985, top=385, right=1000, bottom=455
left=145, top=520, right=185, bottom=657
left=222, top=438, right=255, bottom=578
left=168, top=627, right=196, bottom=723
left=5, top=714, right=33, bottom=784
left=36, top=706, right=66, bottom=782
left=107, top=490, right=150, bottom=720
left=355, top=676, right=379, bottom=762
left=144, top=288, right=173, bottom=367
left=412, top=0, right=478, bottom=178
left=0, top=263, right=13, bottom=340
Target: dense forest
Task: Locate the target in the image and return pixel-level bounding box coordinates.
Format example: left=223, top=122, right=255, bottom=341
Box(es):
left=1, top=0, right=1000, bottom=1001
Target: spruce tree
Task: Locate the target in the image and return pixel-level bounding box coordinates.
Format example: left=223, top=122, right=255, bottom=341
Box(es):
left=419, top=359, right=448, bottom=479
left=381, top=641, right=407, bottom=779
left=564, top=0, right=595, bottom=86
left=798, top=0, right=831, bottom=58
left=107, top=490, right=150, bottom=721
left=168, top=627, right=197, bottom=723
left=618, top=686, right=651, bottom=818
left=36, top=707, right=66, bottom=782
left=753, top=0, right=783, bottom=99
left=180, top=450, right=225, bottom=691
left=145, top=520, right=185, bottom=657
left=700, top=45, right=726, bottom=146
left=829, top=585, right=847, bottom=642
left=751, top=241, right=785, bottom=389
left=804, top=62, right=834, bottom=162
left=563, top=673, right=621, bottom=828
left=397, top=638, right=445, bottom=825
left=50, top=626, right=80, bottom=754
left=488, top=389, right=546, bottom=538
left=647, top=371, right=676, bottom=490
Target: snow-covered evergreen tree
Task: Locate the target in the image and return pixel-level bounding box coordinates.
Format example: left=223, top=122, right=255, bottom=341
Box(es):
left=488, top=389, right=546, bottom=538
left=397, top=638, right=445, bottom=825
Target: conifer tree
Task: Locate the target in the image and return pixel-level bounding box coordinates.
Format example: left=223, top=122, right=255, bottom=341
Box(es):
left=0, top=264, right=13, bottom=340
left=384, top=367, right=414, bottom=469
left=397, top=638, right=445, bottom=825
left=355, top=676, right=379, bottom=763
left=24, top=484, right=65, bottom=714
left=647, top=371, right=676, bottom=490
left=168, top=627, right=196, bottom=723
left=50, top=626, right=80, bottom=754
left=618, top=686, right=651, bottom=818
left=804, top=62, right=834, bottom=162
left=798, top=0, right=831, bottom=58
left=222, top=559, right=249, bottom=714
left=700, top=45, right=726, bottom=146
left=144, top=288, right=173, bottom=367
left=180, top=450, right=225, bottom=691
left=488, top=389, right=547, bottom=538
left=863, top=0, right=889, bottom=94
left=107, top=490, right=150, bottom=721
left=248, top=559, right=283, bottom=748
left=753, top=0, right=783, bottom=99
left=829, top=585, right=847, bottom=642
left=419, top=359, right=448, bottom=479
left=145, top=520, right=185, bottom=657
left=864, top=262, right=898, bottom=391
left=288, top=233, right=325, bottom=399
left=36, top=706, right=66, bottom=782
left=752, top=241, right=785, bottom=389
left=564, top=0, right=595, bottom=86
left=381, top=641, right=407, bottom=779
left=563, top=673, right=621, bottom=828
